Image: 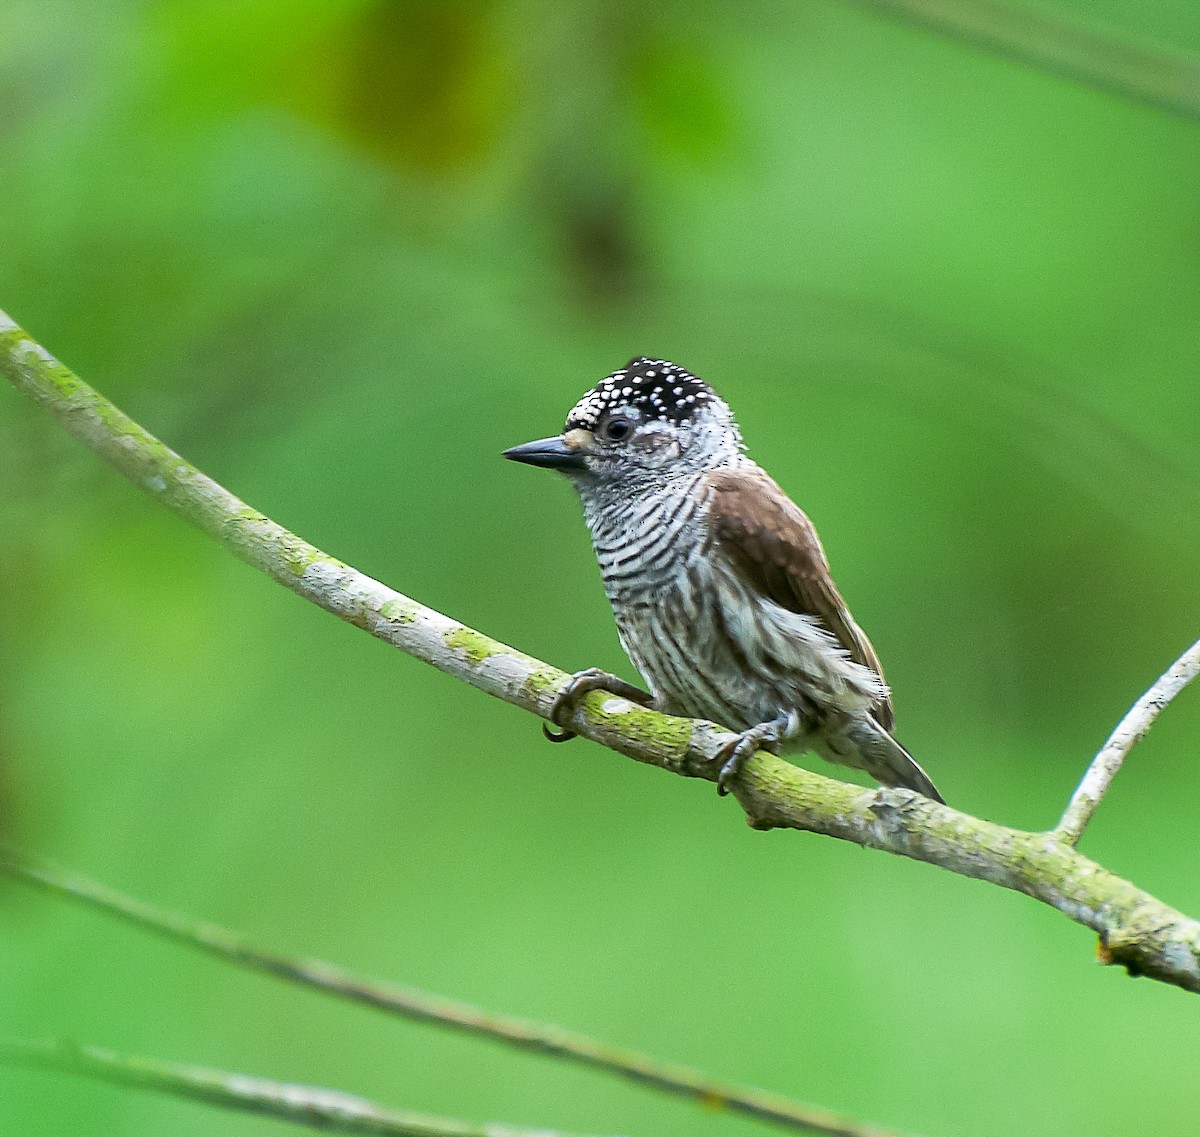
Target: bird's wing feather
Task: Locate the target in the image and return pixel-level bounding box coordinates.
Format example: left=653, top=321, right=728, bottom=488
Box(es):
left=703, top=466, right=895, bottom=732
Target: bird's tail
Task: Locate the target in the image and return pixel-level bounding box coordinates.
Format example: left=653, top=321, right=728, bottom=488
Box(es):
left=822, top=717, right=945, bottom=803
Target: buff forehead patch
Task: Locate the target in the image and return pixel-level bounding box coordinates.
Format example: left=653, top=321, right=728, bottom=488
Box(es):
left=565, top=358, right=717, bottom=431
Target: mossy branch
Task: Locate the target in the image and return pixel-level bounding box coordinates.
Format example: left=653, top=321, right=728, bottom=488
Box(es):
left=3, top=307, right=1200, bottom=1002
left=0, top=1036, right=607, bottom=1137
left=839, top=0, right=1200, bottom=121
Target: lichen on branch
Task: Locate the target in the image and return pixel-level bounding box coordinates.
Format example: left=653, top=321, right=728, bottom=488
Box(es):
left=3, top=306, right=1200, bottom=995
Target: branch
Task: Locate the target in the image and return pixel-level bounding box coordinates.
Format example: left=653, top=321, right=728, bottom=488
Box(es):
left=0, top=1036, right=604, bottom=1137
left=0, top=850, right=898, bottom=1137
left=3, top=308, right=1200, bottom=995
left=1054, top=637, right=1200, bottom=846
left=837, top=0, right=1200, bottom=121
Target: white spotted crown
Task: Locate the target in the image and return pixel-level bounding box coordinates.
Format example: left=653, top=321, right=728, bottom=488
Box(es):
left=565, top=357, right=720, bottom=432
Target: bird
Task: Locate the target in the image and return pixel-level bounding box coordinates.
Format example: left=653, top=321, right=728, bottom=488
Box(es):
left=502, top=357, right=943, bottom=802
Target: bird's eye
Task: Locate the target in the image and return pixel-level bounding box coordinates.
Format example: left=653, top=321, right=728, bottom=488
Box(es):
left=602, top=416, right=634, bottom=442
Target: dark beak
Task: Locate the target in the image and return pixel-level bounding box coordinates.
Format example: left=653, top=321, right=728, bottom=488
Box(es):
left=502, top=436, right=586, bottom=472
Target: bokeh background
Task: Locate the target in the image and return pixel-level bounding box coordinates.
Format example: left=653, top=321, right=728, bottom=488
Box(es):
left=2, top=2, right=1200, bottom=1135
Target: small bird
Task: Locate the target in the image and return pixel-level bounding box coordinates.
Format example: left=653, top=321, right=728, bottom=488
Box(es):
left=503, top=357, right=942, bottom=802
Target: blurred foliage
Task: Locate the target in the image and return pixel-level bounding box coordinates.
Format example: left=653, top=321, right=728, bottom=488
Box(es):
left=2, top=1, right=1200, bottom=1135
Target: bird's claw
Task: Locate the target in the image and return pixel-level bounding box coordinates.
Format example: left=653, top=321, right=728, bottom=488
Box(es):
left=713, top=715, right=794, bottom=796
left=715, top=734, right=759, bottom=795
left=545, top=667, right=652, bottom=743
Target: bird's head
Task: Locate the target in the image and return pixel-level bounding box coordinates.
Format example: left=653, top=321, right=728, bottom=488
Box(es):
left=503, top=358, right=743, bottom=495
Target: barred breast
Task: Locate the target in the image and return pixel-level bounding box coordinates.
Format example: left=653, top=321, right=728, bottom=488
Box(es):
left=581, top=476, right=883, bottom=737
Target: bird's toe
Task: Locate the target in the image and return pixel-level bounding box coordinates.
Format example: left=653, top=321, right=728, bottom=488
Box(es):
left=715, top=732, right=760, bottom=795
left=714, top=714, right=796, bottom=795
left=545, top=668, right=652, bottom=743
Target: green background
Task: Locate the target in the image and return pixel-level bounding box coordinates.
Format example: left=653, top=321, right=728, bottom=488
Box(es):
left=3, top=2, right=1200, bottom=1134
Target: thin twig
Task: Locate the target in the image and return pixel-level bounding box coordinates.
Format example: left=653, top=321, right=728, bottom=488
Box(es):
left=0, top=1036, right=607, bottom=1137
left=838, top=0, right=1200, bottom=121
left=1054, top=637, right=1200, bottom=847
left=5, top=310, right=1200, bottom=994
left=0, top=849, right=902, bottom=1137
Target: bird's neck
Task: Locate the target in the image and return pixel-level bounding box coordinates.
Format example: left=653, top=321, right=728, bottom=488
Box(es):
left=577, top=463, right=747, bottom=601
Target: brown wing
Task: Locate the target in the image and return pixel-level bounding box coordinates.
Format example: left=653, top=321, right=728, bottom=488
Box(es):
left=704, top=467, right=895, bottom=732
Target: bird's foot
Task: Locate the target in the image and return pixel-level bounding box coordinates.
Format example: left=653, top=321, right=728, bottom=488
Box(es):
left=544, top=668, right=653, bottom=742
left=713, top=712, right=800, bottom=796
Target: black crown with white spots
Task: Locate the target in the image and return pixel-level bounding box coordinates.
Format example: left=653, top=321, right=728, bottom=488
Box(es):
left=566, top=358, right=718, bottom=431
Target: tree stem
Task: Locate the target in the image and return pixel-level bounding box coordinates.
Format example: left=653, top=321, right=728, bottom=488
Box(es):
left=839, top=0, right=1200, bottom=121
left=0, top=848, right=899, bottom=1137
left=0, top=1036, right=605, bottom=1137
left=1054, top=636, right=1200, bottom=846
left=4, top=306, right=1200, bottom=995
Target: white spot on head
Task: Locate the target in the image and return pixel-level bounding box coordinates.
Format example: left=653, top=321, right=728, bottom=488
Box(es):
left=564, top=357, right=731, bottom=433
